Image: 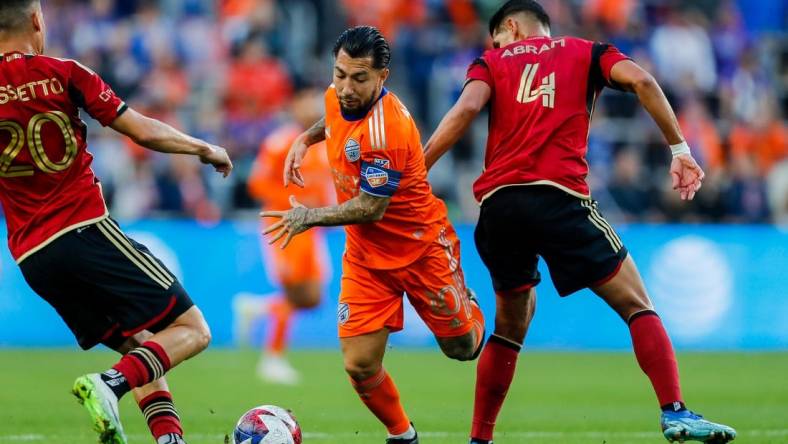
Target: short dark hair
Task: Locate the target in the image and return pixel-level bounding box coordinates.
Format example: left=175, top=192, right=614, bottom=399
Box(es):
left=332, top=26, right=391, bottom=70
left=489, top=0, right=551, bottom=36
left=0, top=0, right=37, bottom=33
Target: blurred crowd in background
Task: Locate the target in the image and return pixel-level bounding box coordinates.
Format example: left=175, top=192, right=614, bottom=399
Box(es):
left=33, top=0, right=788, bottom=224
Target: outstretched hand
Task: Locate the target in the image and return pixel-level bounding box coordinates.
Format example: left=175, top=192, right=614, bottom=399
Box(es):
left=260, top=196, right=311, bottom=249
left=670, top=153, right=704, bottom=201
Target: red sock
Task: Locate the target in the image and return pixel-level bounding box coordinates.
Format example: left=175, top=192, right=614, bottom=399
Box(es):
left=629, top=310, right=683, bottom=407
left=351, top=367, right=411, bottom=435
left=138, top=391, right=183, bottom=439
left=471, top=334, right=521, bottom=441
left=267, top=298, right=294, bottom=355
left=113, top=341, right=172, bottom=389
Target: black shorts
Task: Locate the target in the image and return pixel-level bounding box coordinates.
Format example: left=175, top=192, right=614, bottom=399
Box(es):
left=474, top=185, right=628, bottom=296
left=19, top=218, right=194, bottom=350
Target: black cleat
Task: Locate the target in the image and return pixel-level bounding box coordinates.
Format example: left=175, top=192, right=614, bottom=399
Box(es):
left=385, top=423, right=418, bottom=444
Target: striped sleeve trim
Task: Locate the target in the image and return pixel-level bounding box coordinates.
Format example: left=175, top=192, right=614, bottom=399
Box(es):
left=367, top=100, right=386, bottom=150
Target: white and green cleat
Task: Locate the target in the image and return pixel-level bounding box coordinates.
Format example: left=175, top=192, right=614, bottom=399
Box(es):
left=72, top=374, right=127, bottom=444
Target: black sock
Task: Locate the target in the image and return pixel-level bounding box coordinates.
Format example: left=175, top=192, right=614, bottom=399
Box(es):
left=661, top=401, right=687, bottom=412
left=470, top=439, right=492, bottom=444
left=100, top=369, right=131, bottom=399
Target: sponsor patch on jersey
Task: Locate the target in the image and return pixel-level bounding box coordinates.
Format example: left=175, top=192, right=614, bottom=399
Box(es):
left=363, top=166, right=389, bottom=188
left=337, top=303, right=350, bottom=325
left=344, top=138, right=360, bottom=162
left=372, top=158, right=390, bottom=168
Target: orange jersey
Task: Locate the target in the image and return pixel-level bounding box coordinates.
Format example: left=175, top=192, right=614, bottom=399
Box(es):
left=324, top=86, right=449, bottom=269
left=248, top=124, right=333, bottom=209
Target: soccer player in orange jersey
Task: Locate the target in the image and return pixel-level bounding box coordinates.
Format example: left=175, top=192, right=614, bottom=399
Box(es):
left=261, top=27, right=486, bottom=444
left=243, top=88, right=334, bottom=384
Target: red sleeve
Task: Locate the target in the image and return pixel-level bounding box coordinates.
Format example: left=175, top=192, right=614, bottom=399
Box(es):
left=465, top=53, right=494, bottom=92
left=68, top=60, right=127, bottom=126
left=597, top=44, right=630, bottom=86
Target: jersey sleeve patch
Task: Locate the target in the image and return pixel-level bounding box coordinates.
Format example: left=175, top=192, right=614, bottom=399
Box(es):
left=360, top=160, right=402, bottom=197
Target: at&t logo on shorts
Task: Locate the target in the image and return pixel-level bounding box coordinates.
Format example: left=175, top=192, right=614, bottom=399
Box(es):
left=345, top=138, right=360, bottom=162
left=337, top=303, right=350, bottom=325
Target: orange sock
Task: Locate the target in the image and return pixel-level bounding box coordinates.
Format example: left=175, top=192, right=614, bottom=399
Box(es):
left=267, top=298, right=294, bottom=355
left=351, top=367, right=410, bottom=435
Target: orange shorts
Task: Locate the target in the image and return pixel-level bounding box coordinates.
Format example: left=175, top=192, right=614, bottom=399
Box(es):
left=338, top=226, right=475, bottom=338
left=262, top=228, right=328, bottom=287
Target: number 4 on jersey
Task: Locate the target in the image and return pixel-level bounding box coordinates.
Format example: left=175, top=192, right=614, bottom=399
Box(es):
left=516, top=63, right=555, bottom=108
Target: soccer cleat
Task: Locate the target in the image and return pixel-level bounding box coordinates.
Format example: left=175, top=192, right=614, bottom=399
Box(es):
left=661, top=410, right=736, bottom=443
left=466, top=287, right=480, bottom=306
left=72, top=374, right=127, bottom=444
left=469, top=440, right=492, bottom=444
left=386, top=423, right=418, bottom=443
left=257, top=354, right=300, bottom=385
left=157, top=433, right=187, bottom=444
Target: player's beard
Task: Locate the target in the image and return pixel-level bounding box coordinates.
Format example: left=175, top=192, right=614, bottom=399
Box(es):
left=339, top=91, right=375, bottom=117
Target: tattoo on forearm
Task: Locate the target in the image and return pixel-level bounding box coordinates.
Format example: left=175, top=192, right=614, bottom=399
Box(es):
left=303, top=117, right=326, bottom=146
left=305, top=193, right=388, bottom=227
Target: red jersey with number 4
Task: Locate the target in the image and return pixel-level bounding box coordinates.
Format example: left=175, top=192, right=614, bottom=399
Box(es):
left=0, top=52, right=126, bottom=262
left=466, top=36, right=629, bottom=202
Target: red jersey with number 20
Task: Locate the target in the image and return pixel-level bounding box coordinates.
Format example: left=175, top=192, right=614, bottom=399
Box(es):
left=0, top=52, right=126, bottom=262
left=466, top=36, right=629, bottom=202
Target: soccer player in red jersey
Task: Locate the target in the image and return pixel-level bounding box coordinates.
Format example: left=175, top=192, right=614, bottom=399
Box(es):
left=263, top=27, right=485, bottom=444
left=424, top=1, right=736, bottom=443
left=0, top=2, right=232, bottom=444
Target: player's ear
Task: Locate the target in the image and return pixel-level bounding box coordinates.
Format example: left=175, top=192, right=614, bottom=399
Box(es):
left=31, top=6, right=43, bottom=33
left=505, top=16, right=517, bottom=35
left=378, top=67, right=390, bottom=86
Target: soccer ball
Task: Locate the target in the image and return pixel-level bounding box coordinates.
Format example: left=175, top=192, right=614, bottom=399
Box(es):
left=233, top=405, right=302, bottom=444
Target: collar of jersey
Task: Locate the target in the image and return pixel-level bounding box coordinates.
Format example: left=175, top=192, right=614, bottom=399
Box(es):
left=502, top=35, right=551, bottom=49
left=340, top=87, right=388, bottom=122
left=0, top=50, right=34, bottom=60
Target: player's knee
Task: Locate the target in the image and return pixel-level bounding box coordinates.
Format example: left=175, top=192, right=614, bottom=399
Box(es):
left=344, top=357, right=381, bottom=381
left=438, top=335, right=477, bottom=362
left=192, top=322, right=212, bottom=352
left=182, top=315, right=212, bottom=352
left=292, top=292, right=320, bottom=309
left=287, top=284, right=321, bottom=309
left=493, top=314, right=528, bottom=343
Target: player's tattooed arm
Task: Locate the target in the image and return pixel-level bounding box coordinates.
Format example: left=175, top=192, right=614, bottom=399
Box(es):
left=284, top=117, right=326, bottom=187
left=424, top=80, right=491, bottom=171
left=261, top=193, right=390, bottom=248
left=301, top=117, right=326, bottom=146
left=111, top=108, right=233, bottom=177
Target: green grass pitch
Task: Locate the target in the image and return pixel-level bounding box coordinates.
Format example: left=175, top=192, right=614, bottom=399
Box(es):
left=0, top=350, right=786, bottom=443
